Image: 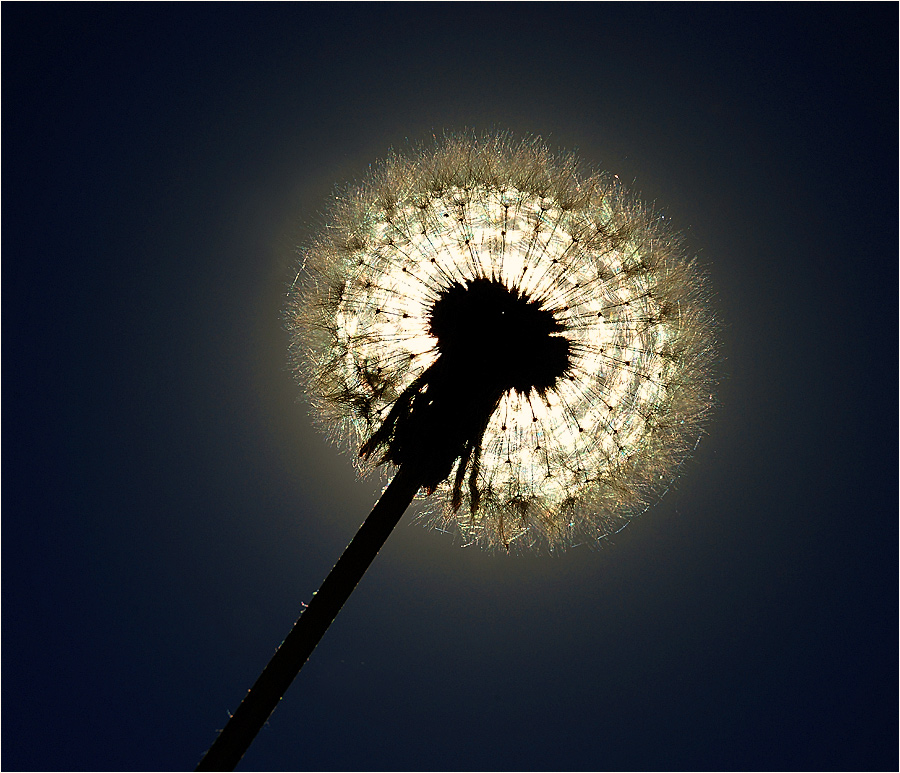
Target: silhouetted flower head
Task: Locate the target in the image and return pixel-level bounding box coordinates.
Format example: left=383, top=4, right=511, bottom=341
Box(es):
left=288, top=134, right=716, bottom=550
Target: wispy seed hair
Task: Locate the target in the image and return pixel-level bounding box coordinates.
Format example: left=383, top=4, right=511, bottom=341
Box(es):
left=287, top=132, right=717, bottom=551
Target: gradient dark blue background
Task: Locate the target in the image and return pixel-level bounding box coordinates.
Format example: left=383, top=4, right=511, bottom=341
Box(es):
left=4, top=5, right=896, bottom=771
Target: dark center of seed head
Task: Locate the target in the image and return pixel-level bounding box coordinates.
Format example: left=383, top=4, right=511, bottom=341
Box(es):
left=428, top=277, right=571, bottom=396
left=359, top=277, right=572, bottom=494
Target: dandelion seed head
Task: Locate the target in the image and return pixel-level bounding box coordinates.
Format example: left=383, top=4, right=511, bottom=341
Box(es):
left=287, top=134, right=716, bottom=551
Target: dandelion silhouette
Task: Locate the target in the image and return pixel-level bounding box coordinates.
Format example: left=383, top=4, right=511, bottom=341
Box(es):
left=196, top=134, right=715, bottom=769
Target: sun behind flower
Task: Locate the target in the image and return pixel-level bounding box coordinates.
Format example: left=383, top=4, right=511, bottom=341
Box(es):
left=288, top=134, right=716, bottom=550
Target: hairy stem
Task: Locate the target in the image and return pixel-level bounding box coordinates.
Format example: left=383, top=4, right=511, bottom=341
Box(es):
left=196, top=464, right=422, bottom=771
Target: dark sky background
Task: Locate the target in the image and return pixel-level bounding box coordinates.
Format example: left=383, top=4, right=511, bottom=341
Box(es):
left=4, top=5, right=897, bottom=772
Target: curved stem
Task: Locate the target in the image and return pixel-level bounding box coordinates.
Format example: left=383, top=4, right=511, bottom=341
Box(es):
left=196, top=464, right=422, bottom=771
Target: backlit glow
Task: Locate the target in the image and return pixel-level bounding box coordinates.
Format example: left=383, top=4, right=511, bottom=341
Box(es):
left=289, top=137, right=715, bottom=549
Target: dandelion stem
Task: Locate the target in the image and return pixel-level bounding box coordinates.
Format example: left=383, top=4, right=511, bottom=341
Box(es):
left=196, top=464, right=422, bottom=771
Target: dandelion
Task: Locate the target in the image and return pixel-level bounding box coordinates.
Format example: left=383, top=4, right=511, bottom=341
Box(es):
left=196, top=134, right=716, bottom=770
left=292, top=133, right=715, bottom=550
